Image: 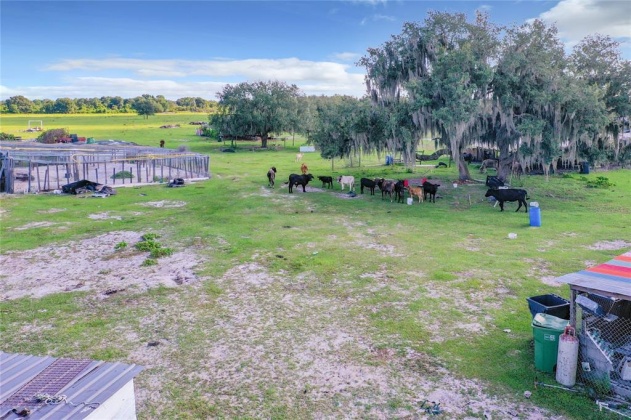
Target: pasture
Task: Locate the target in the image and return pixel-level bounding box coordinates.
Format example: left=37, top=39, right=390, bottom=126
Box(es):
left=1, top=113, right=630, bottom=418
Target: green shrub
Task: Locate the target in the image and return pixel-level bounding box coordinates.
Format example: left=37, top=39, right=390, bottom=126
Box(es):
left=150, top=247, right=173, bottom=258
left=114, top=241, right=127, bottom=250
left=135, top=240, right=161, bottom=252
left=37, top=128, right=69, bottom=144
left=585, top=176, right=615, bottom=189
left=0, top=132, right=19, bottom=141
left=141, top=233, right=161, bottom=241
left=111, top=171, right=134, bottom=180
left=142, top=258, right=157, bottom=267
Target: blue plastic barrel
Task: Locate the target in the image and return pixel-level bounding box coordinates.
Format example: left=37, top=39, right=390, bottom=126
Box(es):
left=529, top=206, right=541, bottom=227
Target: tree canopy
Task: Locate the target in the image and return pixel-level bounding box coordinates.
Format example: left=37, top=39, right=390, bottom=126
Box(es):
left=210, top=80, right=302, bottom=148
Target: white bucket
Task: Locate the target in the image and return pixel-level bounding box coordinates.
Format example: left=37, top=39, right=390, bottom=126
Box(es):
left=452, top=182, right=458, bottom=188
left=556, top=326, right=579, bottom=387
left=530, top=202, right=539, bottom=208
left=407, top=198, right=413, bottom=205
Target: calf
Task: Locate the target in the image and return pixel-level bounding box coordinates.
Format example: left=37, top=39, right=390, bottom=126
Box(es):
left=377, top=178, right=396, bottom=202
left=360, top=178, right=377, bottom=195
left=484, top=188, right=529, bottom=212
left=318, top=175, right=333, bottom=189
left=301, top=163, right=309, bottom=175
left=394, top=180, right=406, bottom=203
left=288, top=173, right=314, bottom=193
left=407, top=185, right=424, bottom=203
left=337, top=175, right=355, bottom=191
left=295, top=153, right=303, bottom=162
left=422, top=181, right=439, bottom=203
left=267, top=167, right=277, bottom=187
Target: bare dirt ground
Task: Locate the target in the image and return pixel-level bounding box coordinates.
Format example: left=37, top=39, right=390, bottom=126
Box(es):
left=0, top=226, right=577, bottom=418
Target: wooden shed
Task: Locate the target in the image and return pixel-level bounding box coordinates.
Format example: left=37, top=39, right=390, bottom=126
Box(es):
left=0, top=352, right=143, bottom=419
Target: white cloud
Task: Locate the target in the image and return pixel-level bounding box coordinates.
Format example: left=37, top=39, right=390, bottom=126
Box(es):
left=333, top=52, right=361, bottom=61
left=536, top=0, right=631, bottom=41
left=1, top=56, right=368, bottom=100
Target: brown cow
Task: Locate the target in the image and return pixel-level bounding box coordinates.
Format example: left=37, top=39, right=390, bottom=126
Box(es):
left=300, top=163, right=308, bottom=174
left=407, top=185, right=424, bottom=203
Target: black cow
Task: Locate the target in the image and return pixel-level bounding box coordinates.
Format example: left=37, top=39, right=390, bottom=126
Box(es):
left=485, top=188, right=529, bottom=212
left=360, top=178, right=377, bottom=195
left=422, top=181, right=439, bottom=203
left=463, top=152, right=473, bottom=165
left=318, top=176, right=333, bottom=189
left=288, top=173, right=314, bottom=193
left=394, top=180, right=406, bottom=203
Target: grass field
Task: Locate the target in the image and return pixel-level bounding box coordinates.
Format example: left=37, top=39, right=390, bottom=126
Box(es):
left=1, top=113, right=629, bottom=418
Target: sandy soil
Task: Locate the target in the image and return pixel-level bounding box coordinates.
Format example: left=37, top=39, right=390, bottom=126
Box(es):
left=0, top=228, right=570, bottom=418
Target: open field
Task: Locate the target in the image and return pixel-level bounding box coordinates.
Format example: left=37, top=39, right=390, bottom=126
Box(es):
left=1, top=113, right=630, bottom=418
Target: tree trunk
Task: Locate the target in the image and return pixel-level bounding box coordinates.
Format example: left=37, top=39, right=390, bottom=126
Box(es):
left=261, top=134, right=268, bottom=148
left=497, top=142, right=512, bottom=182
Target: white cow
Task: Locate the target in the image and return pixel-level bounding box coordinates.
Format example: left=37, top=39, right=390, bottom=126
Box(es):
left=337, top=175, right=355, bottom=191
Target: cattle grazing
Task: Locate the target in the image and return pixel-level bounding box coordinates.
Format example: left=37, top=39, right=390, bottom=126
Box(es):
left=267, top=167, right=277, bottom=187
left=511, top=162, right=524, bottom=179
left=484, top=188, right=529, bottom=212
left=318, top=176, right=333, bottom=188
left=463, top=152, right=473, bottom=164
left=422, top=181, right=439, bottom=203
left=480, top=159, right=499, bottom=173
left=360, top=178, right=377, bottom=195
left=295, top=153, right=304, bottom=162
left=394, top=180, right=406, bottom=203
left=337, top=175, right=355, bottom=191
left=159, top=139, right=165, bottom=148
left=377, top=178, right=396, bottom=202
left=407, top=185, right=424, bottom=203
left=301, top=163, right=308, bottom=175
left=288, top=173, right=314, bottom=193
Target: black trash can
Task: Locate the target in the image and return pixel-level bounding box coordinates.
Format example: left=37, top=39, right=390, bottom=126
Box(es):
left=526, top=294, right=570, bottom=320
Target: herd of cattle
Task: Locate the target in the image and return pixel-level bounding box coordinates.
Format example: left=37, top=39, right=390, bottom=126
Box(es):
left=268, top=168, right=529, bottom=212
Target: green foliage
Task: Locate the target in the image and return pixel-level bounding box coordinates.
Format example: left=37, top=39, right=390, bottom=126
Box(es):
left=36, top=128, right=69, bottom=144
left=111, top=170, right=134, bottom=180
left=0, top=132, right=20, bottom=140
left=141, top=233, right=161, bottom=241
left=141, top=258, right=158, bottom=266
left=114, top=241, right=128, bottom=250
left=135, top=240, right=161, bottom=252
left=583, top=176, right=615, bottom=188
left=150, top=247, right=173, bottom=258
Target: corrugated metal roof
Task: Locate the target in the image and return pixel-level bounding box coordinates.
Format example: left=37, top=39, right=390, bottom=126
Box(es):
left=0, top=352, right=143, bottom=419
left=555, top=251, right=631, bottom=300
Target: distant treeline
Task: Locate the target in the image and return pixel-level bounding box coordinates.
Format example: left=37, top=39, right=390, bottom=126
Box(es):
left=1, top=94, right=217, bottom=114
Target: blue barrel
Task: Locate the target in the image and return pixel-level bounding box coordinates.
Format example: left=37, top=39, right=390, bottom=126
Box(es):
left=529, top=206, right=541, bottom=227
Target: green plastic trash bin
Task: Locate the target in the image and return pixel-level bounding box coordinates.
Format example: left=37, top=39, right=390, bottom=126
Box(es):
left=532, top=313, right=569, bottom=373
left=87, top=137, right=95, bottom=144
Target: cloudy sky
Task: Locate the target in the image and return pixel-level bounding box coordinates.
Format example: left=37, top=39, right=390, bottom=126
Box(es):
left=1, top=0, right=629, bottom=101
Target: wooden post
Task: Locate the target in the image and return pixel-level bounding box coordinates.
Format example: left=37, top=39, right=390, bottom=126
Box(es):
left=56, top=164, right=60, bottom=189
left=113, top=168, right=116, bottom=185
left=36, top=164, right=41, bottom=192
left=570, top=289, right=577, bottom=328
left=28, top=162, right=32, bottom=193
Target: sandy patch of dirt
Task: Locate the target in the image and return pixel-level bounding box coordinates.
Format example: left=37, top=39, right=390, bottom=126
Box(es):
left=88, top=212, right=122, bottom=220
left=13, top=221, right=58, bottom=230
left=128, top=262, right=561, bottom=418
left=37, top=208, right=67, bottom=214
left=587, top=240, right=631, bottom=250
left=0, top=231, right=203, bottom=301
left=140, top=200, right=187, bottom=208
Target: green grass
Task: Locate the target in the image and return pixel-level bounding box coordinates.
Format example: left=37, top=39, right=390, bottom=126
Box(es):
left=0, top=113, right=629, bottom=418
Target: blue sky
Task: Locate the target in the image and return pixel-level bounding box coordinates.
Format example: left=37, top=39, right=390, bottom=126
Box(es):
left=1, top=0, right=630, bottom=101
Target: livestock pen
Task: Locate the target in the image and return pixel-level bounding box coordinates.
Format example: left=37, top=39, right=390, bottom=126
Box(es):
left=0, top=140, right=210, bottom=193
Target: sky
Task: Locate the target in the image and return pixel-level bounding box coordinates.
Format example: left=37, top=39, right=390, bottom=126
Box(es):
left=1, top=0, right=630, bottom=101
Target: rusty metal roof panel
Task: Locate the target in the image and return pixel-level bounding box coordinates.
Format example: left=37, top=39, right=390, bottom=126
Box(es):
left=0, top=352, right=143, bottom=419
